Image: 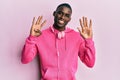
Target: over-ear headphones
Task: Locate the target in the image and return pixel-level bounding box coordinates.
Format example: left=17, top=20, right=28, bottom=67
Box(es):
left=58, top=31, right=65, bottom=39
left=51, top=26, right=65, bottom=39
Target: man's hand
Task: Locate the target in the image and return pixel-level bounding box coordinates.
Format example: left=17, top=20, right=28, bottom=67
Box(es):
left=77, top=17, right=93, bottom=39
left=30, top=16, right=46, bottom=37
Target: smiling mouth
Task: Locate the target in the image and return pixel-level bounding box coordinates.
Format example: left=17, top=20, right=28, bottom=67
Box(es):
left=58, top=20, right=64, bottom=24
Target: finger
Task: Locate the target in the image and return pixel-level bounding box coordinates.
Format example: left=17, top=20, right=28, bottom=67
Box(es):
left=77, top=27, right=81, bottom=32
left=34, top=29, right=40, bottom=33
left=85, top=17, right=88, bottom=27
left=35, top=16, right=39, bottom=24
left=40, top=20, right=47, bottom=29
left=77, top=27, right=83, bottom=35
left=32, top=17, right=35, bottom=25
left=79, top=19, right=83, bottom=31
left=89, top=19, right=92, bottom=30
left=36, top=16, right=42, bottom=24
left=38, top=16, right=43, bottom=24
left=83, top=16, right=86, bottom=27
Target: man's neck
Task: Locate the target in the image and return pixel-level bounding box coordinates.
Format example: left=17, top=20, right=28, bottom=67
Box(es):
left=53, top=25, right=65, bottom=31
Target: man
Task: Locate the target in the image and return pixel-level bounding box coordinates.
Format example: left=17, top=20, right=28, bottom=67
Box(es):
left=21, top=3, right=95, bottom=80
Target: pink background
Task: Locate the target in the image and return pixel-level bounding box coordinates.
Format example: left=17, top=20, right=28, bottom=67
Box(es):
left=0, top=0, right=120, bottom=80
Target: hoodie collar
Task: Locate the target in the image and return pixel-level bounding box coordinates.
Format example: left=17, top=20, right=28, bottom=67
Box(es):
left=50, top=25, right=72, bottom=33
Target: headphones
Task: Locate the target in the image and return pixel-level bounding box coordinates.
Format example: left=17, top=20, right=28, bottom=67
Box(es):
left=51, top=27, right=65, bottom=39
left=58, top=31, right=65, bottom=39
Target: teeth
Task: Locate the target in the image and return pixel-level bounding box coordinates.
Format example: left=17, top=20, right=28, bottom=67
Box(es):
left=59, top=20, right=64, bottom=24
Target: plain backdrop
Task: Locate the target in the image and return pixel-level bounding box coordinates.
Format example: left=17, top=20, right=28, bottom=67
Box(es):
left=0, top=0, right=120, bottom=80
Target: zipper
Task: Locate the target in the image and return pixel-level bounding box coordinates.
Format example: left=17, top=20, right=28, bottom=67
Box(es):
left=56, top=39, right=59, bottom=80
left=57, top=51, right=59, bottom=80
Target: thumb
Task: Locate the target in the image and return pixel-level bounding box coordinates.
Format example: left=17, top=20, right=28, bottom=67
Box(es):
left=77, top=27, right=84, bottom=36
left=77, top=27, right=82, bottom=33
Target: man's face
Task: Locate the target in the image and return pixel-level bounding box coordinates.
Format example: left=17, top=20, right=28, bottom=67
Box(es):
left=53, top=6, right=72, bottom=29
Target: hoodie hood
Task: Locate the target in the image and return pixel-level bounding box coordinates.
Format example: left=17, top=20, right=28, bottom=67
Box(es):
left=50, top=26, right=73, bottom=38
left=50, top=26, right=73, bottom=32
left=50, top=26, right=74, bottom=51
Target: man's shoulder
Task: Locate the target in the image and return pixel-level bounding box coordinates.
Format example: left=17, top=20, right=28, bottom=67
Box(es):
left=41, top=27, right=51, bottom=33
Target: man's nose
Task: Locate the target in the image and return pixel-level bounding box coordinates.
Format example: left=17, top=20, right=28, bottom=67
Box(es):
left=60, top=14, right=65, bottom=19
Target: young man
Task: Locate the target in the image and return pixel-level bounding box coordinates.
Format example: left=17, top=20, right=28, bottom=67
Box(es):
left=21, top=3, right=95, bottom=80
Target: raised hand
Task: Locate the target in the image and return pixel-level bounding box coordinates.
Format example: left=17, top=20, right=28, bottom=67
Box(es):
left=77, top=17, right=93, bottom=39
left=30, top=16, right=46, bottom=37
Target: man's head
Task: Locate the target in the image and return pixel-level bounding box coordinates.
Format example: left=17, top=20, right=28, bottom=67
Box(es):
left=53, top=3, right=72, bottom=31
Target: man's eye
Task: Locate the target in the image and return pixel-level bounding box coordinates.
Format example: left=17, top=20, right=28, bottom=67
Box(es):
left=57, top=11, right=63, bottom=15
left=65, top=14, right=70, bottom=18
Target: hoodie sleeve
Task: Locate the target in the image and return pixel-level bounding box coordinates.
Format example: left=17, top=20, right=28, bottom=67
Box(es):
left=78, top=38, right=95, bottom=68
left=21, top=36, right=38, bottom=64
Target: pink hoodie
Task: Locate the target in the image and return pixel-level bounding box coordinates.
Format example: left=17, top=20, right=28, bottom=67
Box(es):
left=21, top=26, right=95, bottom=80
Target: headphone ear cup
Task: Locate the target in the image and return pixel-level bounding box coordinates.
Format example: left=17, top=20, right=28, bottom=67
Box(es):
left=58, top=31, right=65, bottom=39
left=58, top=32, right=61, bottom=39
left=51, top=26, right=65, bottom=39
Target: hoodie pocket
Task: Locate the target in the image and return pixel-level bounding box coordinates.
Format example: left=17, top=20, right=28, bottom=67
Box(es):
left=43, top=68, right=57, bottom=80
left=42, top=68, right=75, bottom=80
left=59, top=69, right=75, bottom=80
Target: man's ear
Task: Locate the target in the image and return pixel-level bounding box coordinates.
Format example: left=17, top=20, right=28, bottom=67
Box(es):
left=68, top=17, right=71, bottom=22
left=53, top=11, right=56, bottom=16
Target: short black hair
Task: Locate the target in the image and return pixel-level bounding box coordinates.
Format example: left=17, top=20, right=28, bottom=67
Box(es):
left=56, top=3, right=72, bottom=12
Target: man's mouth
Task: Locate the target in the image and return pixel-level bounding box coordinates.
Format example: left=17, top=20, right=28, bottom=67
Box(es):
left=58, top=20, right=64, bottom=24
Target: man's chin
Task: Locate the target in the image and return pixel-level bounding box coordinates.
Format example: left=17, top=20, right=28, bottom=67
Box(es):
left=57, top=23, right=66, bottom=28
